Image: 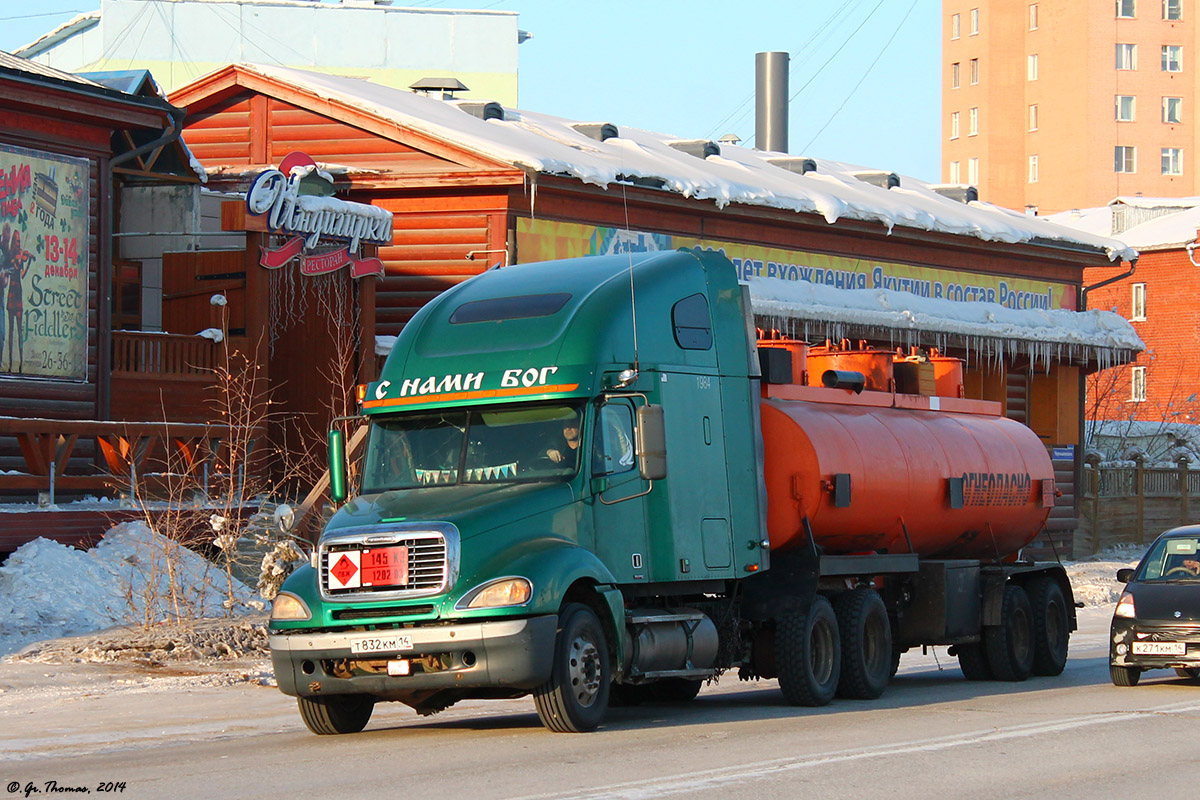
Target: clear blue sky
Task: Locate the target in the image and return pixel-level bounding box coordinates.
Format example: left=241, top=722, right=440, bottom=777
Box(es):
left=0, top=0, right=942, bottom=181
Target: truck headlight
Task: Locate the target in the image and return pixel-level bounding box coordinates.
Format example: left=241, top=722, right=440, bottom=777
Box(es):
left=1115, top=591, right=1136, bottom=619
left=271, top=591, right=312, bottom=621
left=456, top=577, right=532, bottom=609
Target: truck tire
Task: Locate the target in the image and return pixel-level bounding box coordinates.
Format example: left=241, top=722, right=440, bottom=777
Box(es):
left=1110, top=665, right=1141, bottom=686
left=985, top=584, right=1035, bottom=681
left=956, top=642, right=993, bottom=681
left=776, top=596, right=840, bottom=707
left=297, top=694, right=375, bottom=735
left=1028, top=576, right=1069, bottom=676
left=889, top=647, right=903, bottom=679
left=834, top=588, right=892, bottom=700
left=534, top=603, right=611, bottom=732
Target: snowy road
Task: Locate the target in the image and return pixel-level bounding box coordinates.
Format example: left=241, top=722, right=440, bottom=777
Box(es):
left=2, top=606, right=1198, bottom=799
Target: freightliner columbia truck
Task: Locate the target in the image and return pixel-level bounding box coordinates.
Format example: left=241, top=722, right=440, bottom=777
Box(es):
left=268, top=248, right=1076, bottom=734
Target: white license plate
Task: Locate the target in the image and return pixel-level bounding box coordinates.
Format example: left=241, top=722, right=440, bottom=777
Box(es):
left=1132, top=641, right=1187, bottom=655
left=350, top=635, right=413, bottom=654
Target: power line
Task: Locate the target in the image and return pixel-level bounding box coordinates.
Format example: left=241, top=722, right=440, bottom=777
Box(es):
left=0, top=11, right=85, bottom=22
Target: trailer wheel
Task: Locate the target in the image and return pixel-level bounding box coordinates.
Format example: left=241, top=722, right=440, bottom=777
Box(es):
left=1110, top=665, right=1141, bottom=686
left=1028, top=576, right=1070, bottom=676
left=956, top=642, right=993, bottom=681
left=776, top=596, right=840, bottom=707
left=834, top=588, right=892, bottom=700
left=297, top=694, right=375, bottom=735
left=534, top=603, right=611, bottom=732
left=985, top=584, right=1035, bottom=681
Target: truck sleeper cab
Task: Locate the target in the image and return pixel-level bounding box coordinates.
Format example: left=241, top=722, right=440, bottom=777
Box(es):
left=268, top=248, right=1076, bottom=734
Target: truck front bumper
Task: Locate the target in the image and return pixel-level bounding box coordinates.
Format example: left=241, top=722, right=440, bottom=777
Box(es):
left=269, top=614, right=558, bottom=698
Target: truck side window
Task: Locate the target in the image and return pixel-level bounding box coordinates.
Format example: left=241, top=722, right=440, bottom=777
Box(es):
left=593, top=402, right=635, bottom=476
left=672, top=293, right=712, bottom=350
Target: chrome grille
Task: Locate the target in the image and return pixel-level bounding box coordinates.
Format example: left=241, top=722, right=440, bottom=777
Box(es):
left=318, top=523, right=459, bottom=601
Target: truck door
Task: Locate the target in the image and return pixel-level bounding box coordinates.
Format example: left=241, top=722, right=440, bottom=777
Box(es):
left=590, top=398, right=650, bottom=583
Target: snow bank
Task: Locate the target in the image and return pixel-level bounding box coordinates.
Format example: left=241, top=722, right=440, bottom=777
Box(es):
left=1064, top=545, right=1142, bottom=608
left=0, top=522, right=259, bottom=657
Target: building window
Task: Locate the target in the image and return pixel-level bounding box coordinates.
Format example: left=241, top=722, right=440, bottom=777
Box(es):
left=952, top=13, right=961, bottom=38
left=949, top=160, right=961, bottom=183
left=1116, top=95, right=1136, bottom=121
left=1030, top=4, right=1039, bottom=29
left=1115, top=145, right=1137, bottom=172
left=1131, top=283, right=1146, bottom=321
left=950, top=111, right=960, bottom=139
left=968, top=157, right=980, bottom=185
left=970, top=7, right=980, bottom=34
left=1164, top=0, right=1182, bottom=20
left=970, top=58, right=980, bottom=84
left=1117, top=0, right=1136, bottom=17
left=1116, top=43, right=1138, bottom=69
left=969, top=107, right=979, bottom=135
left=1162, top=147, right=1184, bottom=174
left=1163, top=45, right=1183, bottom=71
left=1028, top=53, right=1039, bottom=80
left=1131, top=366, right=1147, bottom=402
left=951, top=62, right=961, bottom=89
left=1029, top=155, right=1039, bottom=183
left=1163, top=96, right=1183, bottom=123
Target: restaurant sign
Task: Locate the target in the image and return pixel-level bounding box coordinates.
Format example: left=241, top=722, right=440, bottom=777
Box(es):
left=0, top=144, right=88, bottom=381
left=246, top=152, right=392, bottom=279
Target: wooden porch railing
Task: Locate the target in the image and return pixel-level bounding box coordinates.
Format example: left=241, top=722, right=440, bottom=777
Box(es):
left=112, top=331, right=218, bottom=376
left=0, top=416, right=258, bottom=503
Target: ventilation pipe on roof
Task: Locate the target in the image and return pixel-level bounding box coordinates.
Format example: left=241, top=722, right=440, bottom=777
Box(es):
left=853, top=171, right=901, bottom=189
left=755, top=51, right=789, bottom=153
left=668, top=140, right=721, bottom=159
left=930, top=184, right=978, bottom=203
left=409, top=77, right=469, bottom=100
left=571, top=122, right=619, bottom=141
left=456, top=101, right=505, bottom=121
left=766, top=156, right=817, bottom=175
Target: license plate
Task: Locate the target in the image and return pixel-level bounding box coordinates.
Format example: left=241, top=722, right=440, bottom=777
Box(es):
left=1132, top=641, right=1187, bottom=655
left=350, top=635, right=413, bottom=654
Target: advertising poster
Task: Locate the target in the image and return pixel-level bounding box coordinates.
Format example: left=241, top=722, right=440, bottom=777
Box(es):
left=516, top=218, right=1076, bottom=311
left=0, top=144, right=89, bottom=380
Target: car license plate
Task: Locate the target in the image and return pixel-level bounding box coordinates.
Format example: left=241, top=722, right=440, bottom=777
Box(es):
left=1132, top=641, right=1187, bottom=655
left=350, top=635, right=413, bottom=654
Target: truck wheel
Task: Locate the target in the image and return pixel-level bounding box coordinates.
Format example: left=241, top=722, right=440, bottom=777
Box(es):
left=534, top=603, right=611, bottom=732
left=956, top=642, right=993, bottom=681
left=297, top=694, right=375, bottom=735
left=1028, top=576, right=1069, bottom=676
left=834, top=588, right=892, bottom=700
left=889, top=647, right=903, bottom=679
left=1110, top=665, right=1141, bottom=686
left=985, top=584, right=1035, bottom=681
left=776, top=596, right=840, bottom=707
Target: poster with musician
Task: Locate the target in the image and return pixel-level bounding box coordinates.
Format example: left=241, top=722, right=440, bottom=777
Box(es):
left=0, top=144, right=88, bottom=380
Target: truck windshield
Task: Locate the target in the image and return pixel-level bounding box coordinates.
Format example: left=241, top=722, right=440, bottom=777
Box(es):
left=361, top=401, right=585, bottom=492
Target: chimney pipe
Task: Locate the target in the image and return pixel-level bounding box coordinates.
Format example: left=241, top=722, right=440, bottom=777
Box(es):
left=755, top=51, right=789, bottom=153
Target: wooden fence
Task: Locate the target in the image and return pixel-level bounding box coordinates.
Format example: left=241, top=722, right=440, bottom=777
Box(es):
left=1075, top=457, right=1200, bottom=555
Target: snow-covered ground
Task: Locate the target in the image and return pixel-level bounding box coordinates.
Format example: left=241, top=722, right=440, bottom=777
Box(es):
left=0, top=523, right=1140, bottom=661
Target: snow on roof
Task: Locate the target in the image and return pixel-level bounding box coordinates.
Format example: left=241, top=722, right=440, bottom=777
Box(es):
left=750, top=276, right=1144, bottom=369
left=1050, top=198, right=1200, bottom=251
left=229, top=63, right=1136, bottom=262
left=11, top=10, right=101, bottom=57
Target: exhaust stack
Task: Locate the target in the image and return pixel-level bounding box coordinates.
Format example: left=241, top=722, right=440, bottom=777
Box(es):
left=755, top=51, right=789, bottom=153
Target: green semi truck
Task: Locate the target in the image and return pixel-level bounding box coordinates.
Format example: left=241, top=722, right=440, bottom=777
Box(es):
left=268, top=248, right=1075, bottom=734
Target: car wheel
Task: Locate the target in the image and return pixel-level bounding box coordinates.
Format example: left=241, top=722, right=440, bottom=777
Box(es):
left=534, top=603, right=611, bottom=732
left=1110, top=664, right=1141, bottom=687
left=297, top=694, right=375, bottom=735
left=985, top=584, right=1035, bottom=681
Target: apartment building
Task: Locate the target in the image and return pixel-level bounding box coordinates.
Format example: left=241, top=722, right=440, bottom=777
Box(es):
left=943, top=1, right=1197, bottom=214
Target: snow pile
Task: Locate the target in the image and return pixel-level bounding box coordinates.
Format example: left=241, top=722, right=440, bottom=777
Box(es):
left=1064, top=545, right=1142, bottom=607
left=0, top=522, right=259, bottom=657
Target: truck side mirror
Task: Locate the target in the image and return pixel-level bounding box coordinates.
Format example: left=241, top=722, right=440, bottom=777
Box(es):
left=636, top=405, right=667, bottom=480
left=329, top=429, right=347, bottom=504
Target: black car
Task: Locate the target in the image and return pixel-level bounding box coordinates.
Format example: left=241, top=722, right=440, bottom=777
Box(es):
left=1110, top=525, right=1200, bottom=686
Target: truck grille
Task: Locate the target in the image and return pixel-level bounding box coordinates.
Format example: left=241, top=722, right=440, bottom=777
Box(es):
left=318, top=523, right=459, bottom=601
